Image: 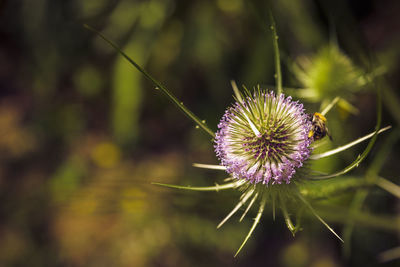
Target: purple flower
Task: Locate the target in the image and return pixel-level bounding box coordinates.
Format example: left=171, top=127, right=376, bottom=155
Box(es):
left=215, top=90, right=312, bottom=185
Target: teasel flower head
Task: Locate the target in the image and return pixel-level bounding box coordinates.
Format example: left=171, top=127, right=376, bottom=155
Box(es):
left=87, top=23, right=391, bottom=258
left=215, top=89, right=313, bottom=185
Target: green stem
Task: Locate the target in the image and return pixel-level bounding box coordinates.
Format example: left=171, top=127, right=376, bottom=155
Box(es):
left=269, top=12, right=282, bottom=95
left=151, top=180, right=244, bottom=191
left=84, top=24, right=215, bottom=138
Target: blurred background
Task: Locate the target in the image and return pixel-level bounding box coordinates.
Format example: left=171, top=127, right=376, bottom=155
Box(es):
left=0, top=0, right=399, bottom=266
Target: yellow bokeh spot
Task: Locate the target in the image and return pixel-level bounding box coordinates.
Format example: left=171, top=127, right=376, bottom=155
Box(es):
left=217, top=0, right=243, bottom=13
left=91, top=142, right=121, bottom=168
left=311, top=258, right=337, bottom=267
left=120, top=187, right=147, bottom=214
left=152, top=20, right=183, bottom=69
left=140, top=1, right=166, bottom=28
left=281, top=241, right=310, bottom=267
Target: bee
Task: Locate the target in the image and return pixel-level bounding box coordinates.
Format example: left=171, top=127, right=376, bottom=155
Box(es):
left=308, top=112, right=332, bottom=141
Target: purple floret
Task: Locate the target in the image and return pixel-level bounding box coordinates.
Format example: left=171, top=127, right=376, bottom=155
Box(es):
left=214, top=91, right=312, bottom=185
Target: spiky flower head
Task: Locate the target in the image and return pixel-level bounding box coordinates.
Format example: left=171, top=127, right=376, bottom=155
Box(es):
left=215, top=89, right=312, bottom=185
left=294, top=45, right=364, bottom=102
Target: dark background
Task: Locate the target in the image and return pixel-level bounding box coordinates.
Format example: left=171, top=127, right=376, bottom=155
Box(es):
left=0, top=0, right=399, bottom=266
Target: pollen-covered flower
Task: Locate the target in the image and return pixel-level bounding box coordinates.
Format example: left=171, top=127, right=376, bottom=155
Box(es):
left=215, top=90, right=312, bottom=185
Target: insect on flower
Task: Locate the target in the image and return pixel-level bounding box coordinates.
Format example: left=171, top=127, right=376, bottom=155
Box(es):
left=186, top=83, right=389, bottom=256
left=84, top=22, right=391, bottom=257
left=215, top=87, right=312, bottom=185
left=309, top=112, right=332, bottom=141
left=199, top=82, right=343, bottom=256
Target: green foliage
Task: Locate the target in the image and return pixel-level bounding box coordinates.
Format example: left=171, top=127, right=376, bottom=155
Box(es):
left=1, top=0, right=400, bottom=266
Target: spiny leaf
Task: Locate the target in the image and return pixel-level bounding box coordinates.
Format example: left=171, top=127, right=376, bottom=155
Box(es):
left=192, top=163, right=226, bottom=171
left=297, top=192, right=344, bottom=242
left=217, top=189, right=255, bottom=229
left=310, top=126, right=391, bottom=161
left=234, top=194, right=267, bottom=257
left=240, top=192, right=259, bottom=222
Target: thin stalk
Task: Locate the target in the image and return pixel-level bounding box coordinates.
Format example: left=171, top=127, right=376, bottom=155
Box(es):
left=297, top=192, right=344, bottom=242
left=269, top=12, right=282, bottom=95
left=84, top=24, right=215, bottom=137
left=320, top=97, right=340, bottom=116
left=151, top=180, right=245, bottom=192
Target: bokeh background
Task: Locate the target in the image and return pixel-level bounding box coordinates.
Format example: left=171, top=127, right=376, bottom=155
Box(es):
left=0, top=0, right=399, bottom=266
